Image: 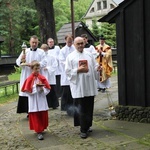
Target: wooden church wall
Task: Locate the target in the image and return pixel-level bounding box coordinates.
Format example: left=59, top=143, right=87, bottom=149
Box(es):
left=116, top=0, right=150, bottom=106
left=144, top=0, right=150, bottom=106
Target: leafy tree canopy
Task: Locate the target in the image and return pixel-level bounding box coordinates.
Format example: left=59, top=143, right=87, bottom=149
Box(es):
left=0, top=0, right=116, bottom=55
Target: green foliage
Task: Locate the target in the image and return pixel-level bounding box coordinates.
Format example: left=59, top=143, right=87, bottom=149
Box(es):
left=91, top=19, right=100, bottom=39
left=74, top=0, right=92, bottom=21
left=91, top=21, right=116, bottom=47
left=8, top=66, right=21, bottom=81
left=54, top=0, right=70, bottom=31
left=0, top=0, right=92, bottom=54
left=0, top=0, right=117, bottom=55
left=0, top=0, right=39, bottom=55
left=54, top=0, right=92, bottom=32
left=91, top=22, right=116, bottom=47
left=99, top=23, right=116, bottom=47
left=14, top=66, right=21, bottom=74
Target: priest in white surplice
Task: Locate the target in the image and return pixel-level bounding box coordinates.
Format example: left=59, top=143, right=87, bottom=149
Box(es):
left=16, top=35, right=46, bottom=114
left=40, top=44, right=59, bottom=109
left=59, top=35, right=75, bottom=111
left=65, top=37, right=99, bottom=139
left=47, top=38, right=62, bottom=99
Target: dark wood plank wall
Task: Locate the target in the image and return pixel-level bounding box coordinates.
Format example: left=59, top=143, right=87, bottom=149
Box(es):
left=99, top=0, right=150, bottom=107
left=0, top=57, right=17, bottom=65
left=117, top=9, right=127, bottom=106
left=144, top=0, right=150, bottom=106
left=125, top=0, right=145, bottom=106
left=117, top=0, right=150, bottom=106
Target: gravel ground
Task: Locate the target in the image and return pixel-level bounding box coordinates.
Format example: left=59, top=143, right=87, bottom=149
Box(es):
left=0, top=108, right=34, bottom=150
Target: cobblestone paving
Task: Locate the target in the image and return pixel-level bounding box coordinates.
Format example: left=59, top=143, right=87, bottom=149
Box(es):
left=0, top=75, right=150, bottom=150
left=0, top=108, right=34, bottom=150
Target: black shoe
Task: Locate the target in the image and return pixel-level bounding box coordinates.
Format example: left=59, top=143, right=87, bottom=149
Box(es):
left=101, top=88, right=106, bottom=93
left=80, top=132, right=87, bottom=139
left=37, top=133, right=44, bottom=140
left=53, top=107, right=56, bottom=109
left=98, top=88, right=101, bottom=92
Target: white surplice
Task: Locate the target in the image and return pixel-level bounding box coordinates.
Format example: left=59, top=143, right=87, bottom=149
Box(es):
left=41, top=52, right=58, bottom=85
left=48, top=46, right=62, bottom=75
left=26, top=79, right=50, bottom=113
left=65, top=49, right=98, bottom=98
left=16, top=48, right=46, bottom=96
left=84, top=45, right=97, bottom=58
left=59, top=45, right=75, bottom=86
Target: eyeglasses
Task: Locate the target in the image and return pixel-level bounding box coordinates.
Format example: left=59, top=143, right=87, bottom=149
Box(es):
left=76, top=42, right=84, bottom=45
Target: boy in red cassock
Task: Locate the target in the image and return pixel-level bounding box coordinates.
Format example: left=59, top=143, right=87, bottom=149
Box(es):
left=21, top=60, right=51, bottom=140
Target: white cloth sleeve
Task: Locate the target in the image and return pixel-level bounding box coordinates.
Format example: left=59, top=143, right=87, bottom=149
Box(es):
left=46, top=56, right=58, bottom=75
left=16, top=51, right=24, bottom=66
left=39, top=52, right=47, bottom=68
left=43, top=87, right=50, bottom=96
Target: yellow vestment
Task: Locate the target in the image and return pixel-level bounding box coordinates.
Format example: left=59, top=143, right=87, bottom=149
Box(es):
left=96, top=44, right=113, bottom=82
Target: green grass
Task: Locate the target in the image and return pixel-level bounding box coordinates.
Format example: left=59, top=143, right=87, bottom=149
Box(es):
left=0, top=94, right=18, bottom=105
left=0, top=72, right=20, bottom=105
left=0, top=85, right=19, bottom=97
left=8, top=72, right=20, bottom=81
left=139, top=134, right=150, bottom=146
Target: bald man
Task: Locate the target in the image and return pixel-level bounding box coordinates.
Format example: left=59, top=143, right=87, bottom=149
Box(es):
left=65, top=37, right=99, bottom=138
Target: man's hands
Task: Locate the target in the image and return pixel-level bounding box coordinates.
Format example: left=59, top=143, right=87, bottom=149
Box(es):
left=43, top=67, right=48, bottom=71
left=21, top=54, right=31, bottom=67
left=21, top=54, right=26, bottom=63
left=97, top=66, right=102, bottom=72
left=77, top=65, right=89, bottom=73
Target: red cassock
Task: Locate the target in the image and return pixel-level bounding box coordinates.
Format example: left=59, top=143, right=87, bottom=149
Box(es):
left=29, top=111, right=49, bottom=133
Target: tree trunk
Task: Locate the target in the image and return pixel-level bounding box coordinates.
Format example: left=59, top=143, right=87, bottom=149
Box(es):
left=34, top=0, right=57, bottom=44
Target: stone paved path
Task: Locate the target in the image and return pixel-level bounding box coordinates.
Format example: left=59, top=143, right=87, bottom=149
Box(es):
left=0, top=75, right=150, bottom=150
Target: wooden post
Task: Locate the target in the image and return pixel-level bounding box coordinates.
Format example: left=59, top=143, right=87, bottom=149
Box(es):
left=16, top=82, right=19, bottom=93
left=70, top=0, right=75, bottom=39
left=4, top=87, right=7, bottom=96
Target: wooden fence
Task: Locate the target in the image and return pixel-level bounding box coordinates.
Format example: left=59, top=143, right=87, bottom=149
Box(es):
left=0, top=80, right=20, bottom=97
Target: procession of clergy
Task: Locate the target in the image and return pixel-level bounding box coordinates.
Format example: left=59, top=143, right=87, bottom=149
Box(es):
left=16, top=34, right=113, bottom=140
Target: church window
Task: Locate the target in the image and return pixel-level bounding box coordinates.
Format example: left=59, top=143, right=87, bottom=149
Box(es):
left=103, top=0, right=107, bottom=9
left=97, top=2, right=101, bottom=10
left=90, top=7, right=94, bottom=13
